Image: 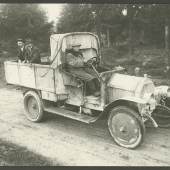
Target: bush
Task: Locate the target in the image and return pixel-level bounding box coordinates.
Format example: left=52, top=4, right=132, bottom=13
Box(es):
left=147, top=68, right=165, bottom=77
left=125, top=58, right=141, bottom=66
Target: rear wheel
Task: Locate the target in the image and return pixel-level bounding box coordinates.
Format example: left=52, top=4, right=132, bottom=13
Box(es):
left=108, top=106, right=145, bottom=149
left=23, top=91, right=44, bottom=122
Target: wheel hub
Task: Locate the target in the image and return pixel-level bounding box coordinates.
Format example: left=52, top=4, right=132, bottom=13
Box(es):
left=111, top=112, right=140, bottom=145
left=119, top=126, right=126, bottom=133
left=27, top=96, right=39, bottom=119
left=32, top=104, right=37, bottom=110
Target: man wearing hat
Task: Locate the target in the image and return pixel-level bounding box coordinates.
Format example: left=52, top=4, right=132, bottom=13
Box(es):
left=65, top=43, right=84, bottom=67
left=65, top=43, right=100, bottom=96
left=17, top=38, right=26, bottom=62
left=25, top=38, right=41, bottom=64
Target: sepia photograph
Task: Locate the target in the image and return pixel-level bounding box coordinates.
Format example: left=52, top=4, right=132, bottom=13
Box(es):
left=0, top=1, right=170, bottom=166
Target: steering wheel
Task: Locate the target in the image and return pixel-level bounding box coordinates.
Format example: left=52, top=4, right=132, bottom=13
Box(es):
left=86, top=57, right=98, bottom=67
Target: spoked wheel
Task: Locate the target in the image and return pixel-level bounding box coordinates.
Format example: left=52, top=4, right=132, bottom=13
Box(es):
left=24, top=91, right=44, bottom=122
left=108, top=106, right=145, bottom=149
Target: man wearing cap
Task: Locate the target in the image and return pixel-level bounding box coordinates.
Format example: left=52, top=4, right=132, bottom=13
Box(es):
left=65, top=43, right=100, bottom=96
left=17, top=38, right=26, bottom=62
left=25, top=38, right=41, bottom=64
left=65, top=43, right=84, bottom=67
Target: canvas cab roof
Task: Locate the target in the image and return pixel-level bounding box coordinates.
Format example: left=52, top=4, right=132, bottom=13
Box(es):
left=49, top=32, right=100, bottom=68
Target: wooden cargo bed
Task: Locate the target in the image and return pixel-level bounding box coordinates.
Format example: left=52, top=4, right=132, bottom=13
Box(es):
left=4, top=61, right=56, bottom=93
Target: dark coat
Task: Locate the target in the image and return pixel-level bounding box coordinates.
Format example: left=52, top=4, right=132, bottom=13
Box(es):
left=25, top=46, right=41, bottom=64
left=17, top=47, right=26, bottom=61
left=65, top=50, right=97, bottom=81
left=65, top=50, right=84, bottom=68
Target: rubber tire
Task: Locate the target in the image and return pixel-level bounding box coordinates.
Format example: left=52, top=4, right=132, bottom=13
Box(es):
left=23, top=91, right=44, bottom=122
left=108, top=106, right=145, bottom=149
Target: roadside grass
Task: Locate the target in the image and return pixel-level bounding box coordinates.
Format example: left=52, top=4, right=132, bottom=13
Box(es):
left=0, top=139, right=56, bottom=166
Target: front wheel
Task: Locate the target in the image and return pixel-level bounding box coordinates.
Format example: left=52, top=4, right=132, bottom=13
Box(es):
left=108, top=106, right=145, bottom=149
left=23, top=91, right=44, bottom=122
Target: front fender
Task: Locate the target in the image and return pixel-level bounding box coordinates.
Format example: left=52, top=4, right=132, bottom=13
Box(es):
left=104, top=96, right=148, bottom=114
left=103, top=96, right=158, bottom=127
left=119, top=96, right=147, bottom=104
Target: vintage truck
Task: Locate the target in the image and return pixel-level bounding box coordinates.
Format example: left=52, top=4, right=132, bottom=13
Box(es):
left=4, top=32, right=162, bottom=149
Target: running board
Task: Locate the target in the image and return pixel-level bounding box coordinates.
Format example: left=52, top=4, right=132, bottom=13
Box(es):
left=44, top=106, right=100, bottom=124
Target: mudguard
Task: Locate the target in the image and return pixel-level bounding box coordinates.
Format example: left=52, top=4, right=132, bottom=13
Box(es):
left=104, top=96, right=160, bottom=128
left=118, top=96, right=147, bottom=104
left=104, top=96, right=148, bottom=114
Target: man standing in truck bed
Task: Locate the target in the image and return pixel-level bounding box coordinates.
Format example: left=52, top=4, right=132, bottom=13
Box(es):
left=25, top=38, right=41, bottom=64
left=17, top=38, right=26, bottom=62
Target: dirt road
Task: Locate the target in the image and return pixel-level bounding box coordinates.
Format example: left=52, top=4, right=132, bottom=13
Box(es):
left=0, top=87, right=170, bottom=166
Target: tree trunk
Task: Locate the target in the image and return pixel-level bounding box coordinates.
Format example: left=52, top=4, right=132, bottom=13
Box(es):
left=165, top=24, right=169, bottom=51
left=128, top=21, right=134, bottom=56
left=95, top=17, right=102, bottom=46
left=165, top=19, right=170, bottom=65
left=139, top=29, right=145, bottom=45
left=106, top=28, right=110, bottom=48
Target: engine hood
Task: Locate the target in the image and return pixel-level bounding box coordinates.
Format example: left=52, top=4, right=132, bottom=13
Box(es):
left=107, top=73, right=155, bottom=97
